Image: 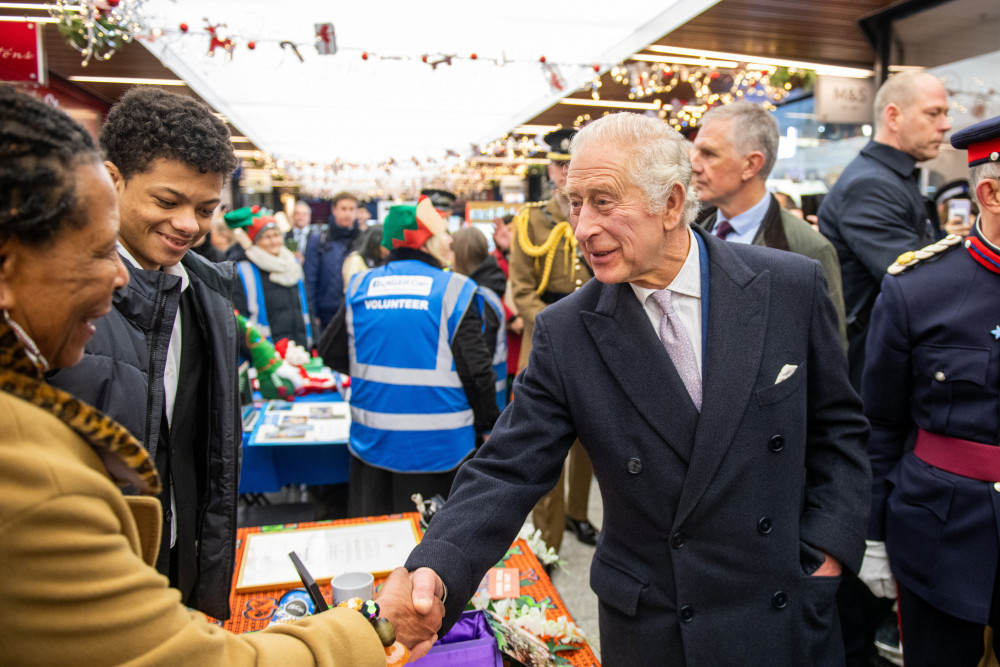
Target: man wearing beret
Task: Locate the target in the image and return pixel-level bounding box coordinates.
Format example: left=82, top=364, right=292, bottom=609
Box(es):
left=509, top=127, right=598, bottom=554
left=859, top=115, right=1000, bottom=665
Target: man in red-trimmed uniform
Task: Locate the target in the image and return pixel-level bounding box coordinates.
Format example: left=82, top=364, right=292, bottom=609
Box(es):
left=859, top=114, right=1000, bottom=666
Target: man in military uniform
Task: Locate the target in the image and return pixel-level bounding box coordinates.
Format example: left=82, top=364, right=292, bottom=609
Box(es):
left=859, top=115, right=1000, bottom=666
left=509, top=128, right=597, bottom=553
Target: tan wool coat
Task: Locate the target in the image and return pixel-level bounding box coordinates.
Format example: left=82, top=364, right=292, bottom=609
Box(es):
left=0, top=389, right=385, bottom=666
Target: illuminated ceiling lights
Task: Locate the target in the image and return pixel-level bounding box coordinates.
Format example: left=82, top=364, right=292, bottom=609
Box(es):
left=645, top=45, right=873, bottom=78
left=630, top=54, right=739, bottom=68
left=67, top=75, right=186, bottom=85
left=559, top=98, right=662, bottom=110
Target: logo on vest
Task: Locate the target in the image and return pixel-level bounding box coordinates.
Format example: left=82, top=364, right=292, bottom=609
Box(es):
left=367, top=275, right=433, bottom=296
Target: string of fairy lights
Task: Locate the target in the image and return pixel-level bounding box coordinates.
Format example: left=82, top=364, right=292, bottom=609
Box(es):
left=41, top=0, right=838, bottom=197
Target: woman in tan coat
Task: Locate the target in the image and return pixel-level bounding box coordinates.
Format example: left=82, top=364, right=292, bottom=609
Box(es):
left=0, top=87, right=441, bottom=666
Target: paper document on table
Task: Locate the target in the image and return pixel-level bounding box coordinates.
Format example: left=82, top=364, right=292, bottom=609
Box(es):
left=236, top=518, right=420, bottom=592
left=252, top=400, right=351, bottom=445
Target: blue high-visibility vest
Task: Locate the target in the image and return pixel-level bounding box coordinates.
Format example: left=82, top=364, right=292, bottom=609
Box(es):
left=345, top=260, right=479, bottom=472
left=236, top=260, right=312, bottom=348
left=473, top=285, right=507, bottom=411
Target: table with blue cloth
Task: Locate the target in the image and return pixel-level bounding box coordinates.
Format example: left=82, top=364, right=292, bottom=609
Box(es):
left=239, top=391, right=351, bottom=494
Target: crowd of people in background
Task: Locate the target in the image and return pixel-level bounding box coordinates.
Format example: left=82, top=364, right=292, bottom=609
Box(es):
left=3, top=65, right=1000, bottom=666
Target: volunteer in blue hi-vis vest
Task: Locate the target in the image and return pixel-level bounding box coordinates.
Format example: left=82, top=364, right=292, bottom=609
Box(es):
left=317, top=196, right=501, bottom=517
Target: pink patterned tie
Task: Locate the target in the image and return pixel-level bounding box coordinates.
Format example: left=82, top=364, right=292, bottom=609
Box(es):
left=650, top=290, right=702, bottom=411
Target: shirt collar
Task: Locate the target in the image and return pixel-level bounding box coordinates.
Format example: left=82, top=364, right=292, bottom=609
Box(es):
left=862, top=140, right=919, bottom=179
left=974, top=217, right=1000, bottom=252
left=630, top=226, right=702, bottom=303
left=117, top=241, right=190, bottom=291
left=718, top=191, right=771, bottom=237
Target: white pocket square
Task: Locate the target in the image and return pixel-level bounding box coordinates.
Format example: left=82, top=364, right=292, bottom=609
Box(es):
left=775, top=364, right=798, bottom=385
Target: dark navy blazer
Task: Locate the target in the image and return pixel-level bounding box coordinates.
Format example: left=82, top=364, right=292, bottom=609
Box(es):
left=864, top=228, right=1000, bottom=624
left=407, top=225, right=870, bottom=666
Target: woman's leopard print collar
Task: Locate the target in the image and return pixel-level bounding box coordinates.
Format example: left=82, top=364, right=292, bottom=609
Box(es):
left=0, top=321, right=161, bottom=495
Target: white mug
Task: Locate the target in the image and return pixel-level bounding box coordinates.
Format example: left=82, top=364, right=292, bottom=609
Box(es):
left=332, top=571, right=375, bottom=605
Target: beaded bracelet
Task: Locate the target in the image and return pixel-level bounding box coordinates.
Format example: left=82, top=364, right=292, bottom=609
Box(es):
left=337, top=597, right=396, bottom=647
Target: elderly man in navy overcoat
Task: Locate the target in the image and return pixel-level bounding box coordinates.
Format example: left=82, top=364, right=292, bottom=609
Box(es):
left=396, top=112, right=871, bottom=666
left=860, top=115, right=1000, bottom=666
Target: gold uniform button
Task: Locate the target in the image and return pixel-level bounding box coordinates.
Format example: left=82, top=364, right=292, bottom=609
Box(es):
left=896, top=251, right=916, bottom=265
left=934, top=371, right=946, bottom=382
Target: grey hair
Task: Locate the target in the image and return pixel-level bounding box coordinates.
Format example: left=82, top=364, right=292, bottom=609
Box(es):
left=970, top=161, right=1000, bottom=207
left=874, top=71, right=940, bottom=130
left=701, top=101, right=779, bottom=179
left=569, top=112, right=700, bottom=224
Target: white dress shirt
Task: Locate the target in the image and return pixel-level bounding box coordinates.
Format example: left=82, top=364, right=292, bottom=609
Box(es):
left=629, top=226, right=703, bottom=373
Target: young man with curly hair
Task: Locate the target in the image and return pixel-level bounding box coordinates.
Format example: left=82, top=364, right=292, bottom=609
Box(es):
left=49, top=87, right=242, bottom=620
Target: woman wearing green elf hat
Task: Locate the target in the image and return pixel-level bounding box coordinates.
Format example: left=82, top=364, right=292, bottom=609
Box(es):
left=226, top=206, right=313, bottom=349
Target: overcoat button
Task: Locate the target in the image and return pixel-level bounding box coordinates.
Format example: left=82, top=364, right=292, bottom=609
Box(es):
left=934, top=371, right=946, bottom=382
left=627, top=458, right=642, bottom=474
left=768, top=435, right=785, bottom=452
left=671, top=532, right=686, bottom=548
left=772, top=591, right=788, bottom=609
left=757, top=517, right=773, bottom=534
left=994, top=482, right=1000, bottom=493
left=679, top=605, right=694, bottom=622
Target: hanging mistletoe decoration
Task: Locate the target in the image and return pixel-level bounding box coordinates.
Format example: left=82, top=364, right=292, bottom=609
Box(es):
left=50, top=0, right=143, bottom=66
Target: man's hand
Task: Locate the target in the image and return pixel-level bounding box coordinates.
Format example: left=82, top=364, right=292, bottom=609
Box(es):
left=812, top=552, right=843, bottom=577
left=374, top=567, right=445, bottom=659
left=858, top=540, right=896, bottom=598
left=943, top=215, right=972, bottom=237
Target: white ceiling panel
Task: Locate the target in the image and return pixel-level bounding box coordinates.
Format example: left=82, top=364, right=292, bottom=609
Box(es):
left=138, top=0, right=720, bottom=164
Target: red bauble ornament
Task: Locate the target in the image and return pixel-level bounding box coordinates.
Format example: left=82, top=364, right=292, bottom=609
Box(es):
left=539, top=55, right=546, bottom=63
left=592, top=64, right=601, bottom=72
left=470, top=53, right=478, bottom=60
left=361, top=52, right=369, bottom=60
left=421, top=54, right=428, bottom=63
left=107, top=0, right=120, bottom=7
left=179, top=23, right=189, bottom=33
left=247, top=41, right=256, bottom=50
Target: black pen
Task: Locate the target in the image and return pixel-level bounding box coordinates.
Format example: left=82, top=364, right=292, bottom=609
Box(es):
left=288, top=551, right=330, bottom=613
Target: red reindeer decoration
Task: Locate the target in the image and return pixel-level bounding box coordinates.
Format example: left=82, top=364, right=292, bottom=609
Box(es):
left=204, top=19, right=236, bottom=60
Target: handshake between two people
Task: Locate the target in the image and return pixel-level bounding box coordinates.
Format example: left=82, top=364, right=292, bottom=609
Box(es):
left=373, top=567, right=447, bottom=660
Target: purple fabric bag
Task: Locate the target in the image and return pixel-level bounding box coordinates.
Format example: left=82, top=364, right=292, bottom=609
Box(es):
left=409, top=611, right=503, bottom=666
